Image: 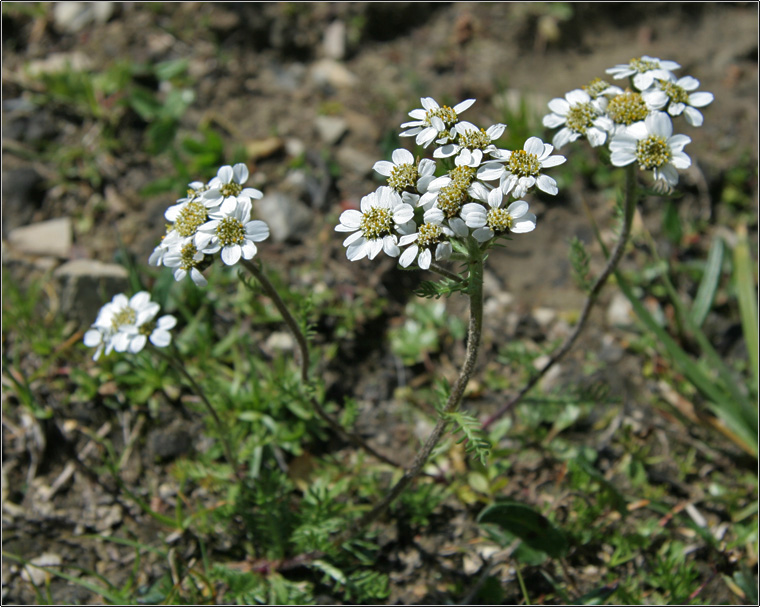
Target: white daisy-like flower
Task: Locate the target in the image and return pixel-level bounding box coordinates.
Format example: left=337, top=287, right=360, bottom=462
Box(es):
left=609, top=111, right=691, bottom=187
left=201, top=163, right=263, bottom=214
left=460, top=187, right=536, bottom=243
left=605, top=56, right=681, bottom=91
left=542, top=89, right=614, bottom=149
left=397, top=208, right=463, bottom=270
left=195, top=198, right=270, bottom=266
left=478, top=136, right=566, bottom=198
left=163, top=238, right=208, bottom=286
left=640, top=75, right=714, bottom=127
left=335, top=186, right=414, bottom=261
left=434, top=121, right=506, bottom=164
left=84, top=291, right=176, bottom=359
left=400, top=97, right=476, bottom=148
left=373, top=148, right=436, bottom=206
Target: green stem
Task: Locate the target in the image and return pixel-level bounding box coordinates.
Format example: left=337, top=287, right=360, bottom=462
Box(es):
left=336, top=245, right=485, bottom=543
left=241, top=259, right=402, bottom=468
left=154, top=345, right=240, bottom=479
left=482, top=163, right=638, bottom=430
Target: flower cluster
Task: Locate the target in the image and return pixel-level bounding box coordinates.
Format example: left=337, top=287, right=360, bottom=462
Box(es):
left=84, top=292, right=176, bottom=361
left=149, top=163, right=270, bottom=286
left=542, top=56, right=713, bottom=188
left=337, top=97, right=566, bottom=269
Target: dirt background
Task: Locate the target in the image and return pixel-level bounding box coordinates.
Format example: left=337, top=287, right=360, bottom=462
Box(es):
left=2, top=2, right=758, bottom=605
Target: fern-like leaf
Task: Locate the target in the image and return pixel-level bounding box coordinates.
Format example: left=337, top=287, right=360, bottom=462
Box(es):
left=444, top=410, right=491, bottom=465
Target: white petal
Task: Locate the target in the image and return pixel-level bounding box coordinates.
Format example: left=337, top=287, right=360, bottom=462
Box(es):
left=453, top=98, right=475, bottom=114
left=337, top=209, right=363, bottom=230
left=221, top=245, right=242, bottom=266
left=232, top=163, right=249, bottom=183
left=399, top=245, right=418, bottom=268
left=688, top=91, right=713, bottom=108
left=373, top=160, right=394, bottom=176
left=240, top=240, right=258, bottom=260
left=217, top=165, right=233, bottom=184
left=536, top=174, right=558, bottom=196
left=418, top=248, right=432, bottom=269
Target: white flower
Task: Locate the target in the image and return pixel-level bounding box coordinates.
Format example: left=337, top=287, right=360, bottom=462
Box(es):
left=373, top=148, right=436, bottom=205
left=542, top=89, right=613, bottom=149
left=609, top=111, right=691, bottom=187
left=201, top=164, right=263, bottom=214
left=478, top=136, right=566, bottom=198
left=434, top=121, right=506, bottom=163
left=640, top=75, right=713, bottom=127
left=195, top=198, right=270, bottom=266
left=163, top=238, right=208, bottom=286
left=397, top=208, right=460, bottom=270
left=335, top=186, right=414, bottom=261
left=84, top=291, right=176, bottom=359
left=400, top=97, right=476, bottom=148
left=605, top=56, right=681, bottom=91
left=461, top=187, right=536, bottom=243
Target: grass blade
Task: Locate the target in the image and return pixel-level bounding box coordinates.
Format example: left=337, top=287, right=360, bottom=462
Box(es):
left=691, top=236, right=724, bottom=327
left=733, top=224, right=759, bottom=392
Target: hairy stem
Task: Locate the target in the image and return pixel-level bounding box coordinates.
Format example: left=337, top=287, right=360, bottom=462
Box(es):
left=241, top=259, right=402, bottom=468
left=336, top=246, right=485, bottom=543
left=481, top=164, right=638, bottom=430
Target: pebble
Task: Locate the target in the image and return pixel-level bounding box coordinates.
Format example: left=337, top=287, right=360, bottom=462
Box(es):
left=19, top=552, right=62, bottom=586
left=606, top=292, right=635, bottom=327
left=314, top=115, right=348, bottom=145
left=256, top=192, right=313, bottom=243
left=310, top=58, right=358, bottom=89
left=52, top=2, right=114, bottom=33
left=6, top=217, right=71, bottom=258
left=323, top=20, right=347, bottom=60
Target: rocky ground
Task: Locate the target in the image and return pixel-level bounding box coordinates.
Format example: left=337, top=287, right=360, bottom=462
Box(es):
left=2, top=3, right=758, bottom=604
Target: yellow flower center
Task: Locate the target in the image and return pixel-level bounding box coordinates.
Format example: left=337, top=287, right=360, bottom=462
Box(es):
left=486, top=208, right=513, bottom=233
left=180, top=242, right=201, bottom=270
left=388, top=163, right=419, bottom=192
left=607, top=92, right=649, bottom=125
left=216, top=217, right=246, bottom=247
left=220, top=182, right=242, bottom=198
left=425, top=105, right=458, bottom=128
left=111, top=307, right=136, bottom=330
left=458, top=128, right=491, bottom=150
left=583, top=77, right=612, bottom=99
left=174, top=201, right=208, bottom=238
left=630, top=57, right=659, bottom=73
left=508, top=149, right=541, bottom=177
left=416, top=223, right=443, bottom=248
left=565, top=102, right=596, bottom=135
left=659, top=79, right=690, bottom=105
left=635, top=135, right=672, bottom=169
left=437, top=182, right=468, bottom=219
left=359, top=207, right=392, bottom=240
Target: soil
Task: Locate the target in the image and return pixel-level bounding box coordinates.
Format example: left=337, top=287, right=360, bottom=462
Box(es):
left=2, top=3, right=758, bottom=605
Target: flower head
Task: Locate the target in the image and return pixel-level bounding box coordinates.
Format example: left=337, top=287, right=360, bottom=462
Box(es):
left=542, top=89, right=613, bottom=149
left=605, top=56, right=681, bottom=91
left=641, top=75, right=714, bottom=127
left=397, top=208, right=465, bottom=270
left=195, top=198, right=270, bottom=266
left=461, top=187, right=536, bottom=243
left=201, top=163, right=263, bottom=214
left=609, top=111, right=691, bottom=187
left=478, top=136, right=566, bottom=198
left=400, top=97, right=476, bottom=148
left=335, top=186, right=414, bottom=261
left=84, top=292, right=176, bottom=360
left=373, top=148, right=436, bottom=206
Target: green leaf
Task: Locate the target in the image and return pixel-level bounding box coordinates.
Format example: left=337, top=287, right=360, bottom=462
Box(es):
left=574, top=583, right=619, bottom=605
left=690, top=236, right=724, bottom=328
left=478, top=501, right=568, bottom=558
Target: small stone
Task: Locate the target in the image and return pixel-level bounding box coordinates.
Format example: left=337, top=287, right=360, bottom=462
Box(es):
left=323, top=20, right=346, bottom=60
left=533, top=307, right=557, bottom=328
left=26, top=51, right=93, bottom=77
left=265, top=331, right=295, bottom=352
left=245, top=137, right=284, bottom=161
left=335, top=146, right=376, bottom=176
left=314, top=115, right=348, bottom=145
left=310, top=58, right=358, bottom=89
left=52, top=2, right=114, bottom=33
left=255, top=192, right=313, bottom=243
left=7, top=217, right=72, bottom=258
left=607, top=292, right=634, bottom=327
left=20, top=552, right=62, bottom=586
